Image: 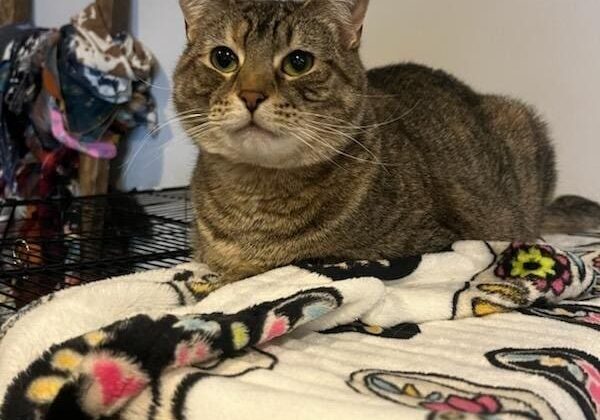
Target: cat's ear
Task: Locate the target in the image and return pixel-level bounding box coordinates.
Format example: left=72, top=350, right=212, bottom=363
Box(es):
left=344, top=0, right=370, bottom=49
left=179, top=0, right=204, bottom=41
left=179, top=0, right=233, bottom=41
left=304, top=0, right=370, bottom=49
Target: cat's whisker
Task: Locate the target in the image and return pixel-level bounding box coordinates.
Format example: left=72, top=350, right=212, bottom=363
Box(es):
left=297, top=101, right=421, bottom=130
left=286, top=130, right=345, bottom=171
left=150, top=113, right=210, bottom=136
left=120, top=114, right=209, bottom=178
left=350, top=92, right=405, bottom=98
left=134, top=112, right=210, bottom=145
left=139, top=124, right=218, bottom=170
left=140, top=135, right=194, bottom=170
left=270, top=114, right=345, bottom=169
left=303, top=121, right=381, bottom=164
left=186, top=123, right=219, bottom=141
left=294, top=121, right=376, bottom=162
left=298, top=126, right=398, bottom=168
left=187, top=128, right=217, bottom=141
left=295, top=111, right=367, bottom=131
left=365, top=100, right=422, bottom=129
left=132, top=74, right=177, bottom=92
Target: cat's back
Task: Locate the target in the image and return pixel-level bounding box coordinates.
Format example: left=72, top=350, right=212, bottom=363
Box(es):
left=367, top=63, right=477, bottom=98
left=366, top=63, right=481, bottom=119
left=365, top=62, right=492, bottom=170
left=365, top=62, right=555, bottom=244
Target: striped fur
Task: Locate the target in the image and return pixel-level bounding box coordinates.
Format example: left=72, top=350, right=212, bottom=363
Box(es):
left=173, top=0, right=598, bottom=282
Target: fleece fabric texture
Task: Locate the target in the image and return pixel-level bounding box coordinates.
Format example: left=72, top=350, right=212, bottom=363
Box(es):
left=1, top=232, right=599, bottom=420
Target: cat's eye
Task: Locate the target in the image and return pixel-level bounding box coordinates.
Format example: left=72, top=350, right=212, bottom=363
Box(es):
left=210, top=46, right=239, bottom=73
left=282, top=50, right=314, bottom=77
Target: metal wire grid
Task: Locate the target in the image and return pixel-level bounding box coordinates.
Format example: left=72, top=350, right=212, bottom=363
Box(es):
left=0, top=188, right=192, bottom=316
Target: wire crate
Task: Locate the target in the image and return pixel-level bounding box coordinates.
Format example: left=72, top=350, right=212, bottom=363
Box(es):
left=0, top=188, right=192, bottom=320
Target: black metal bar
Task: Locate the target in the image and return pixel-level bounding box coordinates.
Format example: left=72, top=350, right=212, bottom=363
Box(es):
left=1, top=203, right=16, bottom=242
left=0, top=188, right=193, bottom=316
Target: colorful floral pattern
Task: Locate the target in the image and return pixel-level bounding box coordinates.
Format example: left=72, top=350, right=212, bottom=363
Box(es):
left=347, top=370, right=558, bottom=419
left=495, top=244, right=572, bottom=296
left=487, top=348, right=600, bottom=420
left=3, top=236, right=599, bottom=420
left=0, top=288, right=343, bottom=420
left=452, top=241, right=596, bottom=320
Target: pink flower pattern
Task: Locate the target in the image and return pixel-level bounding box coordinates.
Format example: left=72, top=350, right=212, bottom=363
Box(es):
left=592, top=256, right=600, bottom=272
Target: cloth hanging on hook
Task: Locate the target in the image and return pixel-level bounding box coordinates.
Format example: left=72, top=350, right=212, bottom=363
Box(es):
left=49, top=98, right=117, bottom=159
left=0, top=25, right=59, bottom=192
left=68, top=2, right=156, bottom=131
left=70, top=2, right=154, bottom=80
left=57, top=25, right=120, bottom=139
left=60, top=2, right=157, bottom=136
left=0, top=4, right=157, bottom=200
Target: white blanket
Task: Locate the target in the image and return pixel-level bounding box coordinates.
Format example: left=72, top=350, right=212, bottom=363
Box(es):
left=1, top=234, right=599, bottom=420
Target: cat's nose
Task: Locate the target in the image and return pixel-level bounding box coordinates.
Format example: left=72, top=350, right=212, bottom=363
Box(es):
left=239, top=90, right=267, bottom=113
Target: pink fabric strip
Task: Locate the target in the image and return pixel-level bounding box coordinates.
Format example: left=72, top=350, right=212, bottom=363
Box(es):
left=50, top=107, right=117, bottom=159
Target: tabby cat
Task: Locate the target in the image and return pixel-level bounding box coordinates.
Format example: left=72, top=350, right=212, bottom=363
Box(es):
left=173, top=0, right=600, bottom=282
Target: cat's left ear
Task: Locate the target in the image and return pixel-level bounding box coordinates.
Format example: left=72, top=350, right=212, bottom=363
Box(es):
left=304, top=0, right=369, bottom=49
left=344, top=0, right=370, bottom=49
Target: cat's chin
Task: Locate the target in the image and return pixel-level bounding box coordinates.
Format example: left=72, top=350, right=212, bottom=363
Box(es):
left=218, top=127, right=308, bottom=169
left=234, top=122, right=274, bottom=138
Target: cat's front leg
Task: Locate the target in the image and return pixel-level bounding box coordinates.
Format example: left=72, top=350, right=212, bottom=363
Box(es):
left=199, top=241, right=272, bottom=285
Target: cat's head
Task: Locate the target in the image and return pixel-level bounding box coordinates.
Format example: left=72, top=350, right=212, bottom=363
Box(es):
left=173, top=0, right=370, bottom=168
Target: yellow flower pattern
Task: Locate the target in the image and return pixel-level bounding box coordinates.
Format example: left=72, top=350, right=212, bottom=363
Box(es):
left=495, top=243, right=573, bottom=296
left=510, top=247, right=556, bottom=279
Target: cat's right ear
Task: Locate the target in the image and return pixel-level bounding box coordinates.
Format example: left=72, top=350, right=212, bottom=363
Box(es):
left=180, top=0, right=229, bottom=41
left=179, top=0, right=202, bottom=41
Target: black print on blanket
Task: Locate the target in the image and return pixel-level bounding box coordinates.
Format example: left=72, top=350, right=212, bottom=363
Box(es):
left=2, top=237, right=598, bottom=420
left=321, top=320, right=421, bottom=340
left=347, top=370, right=559, bottom=419
left=521, top=304, right=600, bottom=331
left=168, top=348, right=278, bottom=420
left=171, top=270, right=223, bottom=300
left=486, top=348, right=600, bottom=420
left=296, top=255, right=422, bottom=281
left=0, top=288, right=342, bottom=420
left=45, top=348, right=279, bottom=420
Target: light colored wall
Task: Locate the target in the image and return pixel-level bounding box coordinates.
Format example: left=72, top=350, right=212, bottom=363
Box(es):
left=34, top=0, right=89, bottom=27
left=362, top=0, right=600, bottom=202
left=116, top=0, right=195, bottom=191
left=34, top=0, right=600, bottom=201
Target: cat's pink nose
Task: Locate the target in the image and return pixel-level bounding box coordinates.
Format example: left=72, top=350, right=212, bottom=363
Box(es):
left=239, top=90, right=267, bottom=113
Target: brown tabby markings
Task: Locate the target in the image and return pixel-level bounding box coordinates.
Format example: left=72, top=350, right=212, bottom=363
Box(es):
left=174, top=0, right=600, bottom=282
